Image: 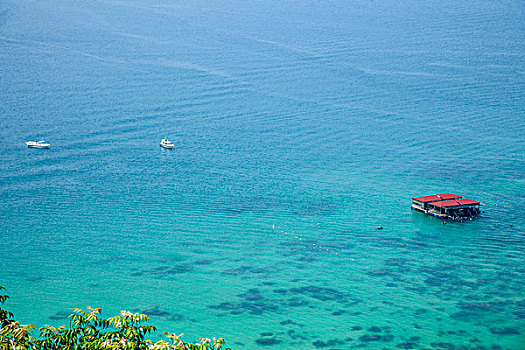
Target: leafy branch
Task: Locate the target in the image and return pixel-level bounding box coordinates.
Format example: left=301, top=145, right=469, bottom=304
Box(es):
left=0, top=287, right=230, bottom=350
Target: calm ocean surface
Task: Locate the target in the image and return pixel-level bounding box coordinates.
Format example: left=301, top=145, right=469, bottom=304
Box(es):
left=1, top=0, right=524, bottom=349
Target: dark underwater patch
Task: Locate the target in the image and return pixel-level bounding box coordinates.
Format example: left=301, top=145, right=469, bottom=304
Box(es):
left=167, top=314, right=184, bottom=321
left=96, top=256, right=124, bottom=265
left=212, top=284, right=354, bottom=316
left=289, top=285, right=346, bottom=302
left=27, top=276, right=44, bottom=282
left=132, top=264, right=194, bottom=278
left=251, top=267, right=272, bottom=274
left=513, top=309, right=525, bottom=319
left=222, top=265, right=278, bottom=276
left=367, top=269, right=394, bottom=277
left=154, top=264, right=193, bottom=275
left=131, top=306, right=184, bottom=321
left=489, top=327, right=520, bottom=335
left=358, top=331, right=394, bottom=343
left=238, top=288, right=264, bottom=301
left=255, top=337, right=281, bottom=346
left=136, top=305, right=170, bottom=317
left=458, top=301, right=507, bottom=312
left=287, top=329, right=308, bottom=340
left=208, top=301, right=279, bottom=316
left=405, top=286, right=427, bottom=294
left=273, top=288, right=288, bottom=294
left=194, top=259, right=213, bottom=265
left=222, top=266, right=251, bottom=276
left=332, top=309, right=347, bottom=315
left=414, top=308, right=427, bottom=315
left=452, top=300, right=509, bottom=321
left=49, top=310, right=72, bottom=321
left=359, top=334, right=382, bottom=342
left=242, top=302, right=276, bottom=315
left=312, top=338, right=345, bottom=348
left=280, top=319, right=303, bottom=327
left=384, top=258, right=408, bottom=267
left=285, top=297, right=309, bottom=307
left=262, top=281, right=276, bottom=286
left=430, top=343, right=455, bottom=350
left=424, top=276, right=448, bottom=287
left=381, top=334, right=395, bottom=342
left=418, top=264, right=477, bottom=291
left=260, top=332, right=273, bottom=337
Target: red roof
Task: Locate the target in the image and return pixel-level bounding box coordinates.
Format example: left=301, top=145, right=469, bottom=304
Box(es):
left=430, top=198, right=480, bottom=208
left=412, top=193, right=462, bottom=203
left=456, top=198, right=480, bottom=206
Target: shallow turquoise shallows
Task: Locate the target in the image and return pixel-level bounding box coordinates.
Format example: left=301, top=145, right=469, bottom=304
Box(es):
left=1, top=0, right=524, bottom=349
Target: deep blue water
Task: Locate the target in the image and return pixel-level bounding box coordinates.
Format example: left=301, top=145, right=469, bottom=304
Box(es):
left=1, top=0, right=524, bottom=349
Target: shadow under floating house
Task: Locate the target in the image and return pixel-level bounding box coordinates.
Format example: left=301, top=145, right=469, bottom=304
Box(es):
left=412, top=193, right=481, bottom=221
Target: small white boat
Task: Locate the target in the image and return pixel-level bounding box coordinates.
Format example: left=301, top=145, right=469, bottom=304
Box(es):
left=159, top=139, right=174, bottom=149
left=26, top=139, right=50, bottom=149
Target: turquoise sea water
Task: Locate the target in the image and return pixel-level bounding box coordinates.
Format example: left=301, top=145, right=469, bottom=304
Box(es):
left=1, top=0, right=524, bottom=349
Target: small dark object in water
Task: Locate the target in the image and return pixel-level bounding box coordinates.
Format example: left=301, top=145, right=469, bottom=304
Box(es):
left=510, top=224, right=513, bottom=227
left=377, top=226, right=383, bottom=230
left=442, top=221, right=447, bottom=225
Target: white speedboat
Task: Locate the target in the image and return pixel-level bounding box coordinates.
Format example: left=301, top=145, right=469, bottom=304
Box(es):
left=26, top=139, right=50, bottom=149
left=159, top=139, right=174, bottom=149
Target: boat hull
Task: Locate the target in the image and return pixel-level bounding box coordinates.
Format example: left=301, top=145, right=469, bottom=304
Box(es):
left=26, top=143, right=50, bottom=149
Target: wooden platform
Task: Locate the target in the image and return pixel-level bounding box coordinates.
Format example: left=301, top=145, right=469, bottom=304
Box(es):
left=411, top=193, right=481, bottom=221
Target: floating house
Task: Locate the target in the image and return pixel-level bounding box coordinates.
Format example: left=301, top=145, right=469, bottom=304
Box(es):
left=412, top=193, right=481, bottom=221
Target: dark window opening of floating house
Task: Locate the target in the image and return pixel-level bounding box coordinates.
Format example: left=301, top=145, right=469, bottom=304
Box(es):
left=411, top=193, right=481, bottom=221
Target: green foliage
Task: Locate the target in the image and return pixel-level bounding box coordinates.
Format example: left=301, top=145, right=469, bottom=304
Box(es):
left=0, top=287, right=230, bottom=350
left=1, top=286, right=36, bottom=350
